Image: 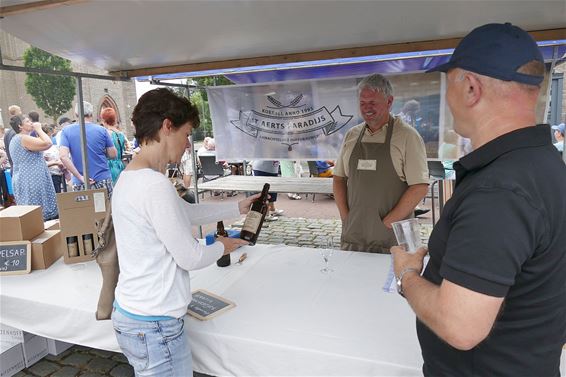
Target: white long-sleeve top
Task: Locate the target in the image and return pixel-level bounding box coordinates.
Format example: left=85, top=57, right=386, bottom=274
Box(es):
left=112, top=168, right=240, bottom=318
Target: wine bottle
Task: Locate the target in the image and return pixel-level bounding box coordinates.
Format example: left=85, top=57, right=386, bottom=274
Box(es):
left=82, top=234, right=94, bottom=256
left=216, top=221, right=231, bottom=267
left=240, top=183, right=270, bottom=245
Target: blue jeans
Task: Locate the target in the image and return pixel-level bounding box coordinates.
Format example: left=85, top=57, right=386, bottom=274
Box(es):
left=111, top=309, right=192, bottom=376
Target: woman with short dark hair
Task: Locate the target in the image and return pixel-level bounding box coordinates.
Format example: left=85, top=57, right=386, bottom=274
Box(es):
left=111, top=88, right=259, bottom=376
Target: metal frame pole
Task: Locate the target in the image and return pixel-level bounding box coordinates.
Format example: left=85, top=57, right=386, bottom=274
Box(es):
left=187, top=85, right=204, bottom=238
left=75, top=76, right=90, bottom=189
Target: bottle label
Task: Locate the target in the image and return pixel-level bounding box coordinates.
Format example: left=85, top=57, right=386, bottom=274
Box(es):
left=242, top=211, right=262, bottom=233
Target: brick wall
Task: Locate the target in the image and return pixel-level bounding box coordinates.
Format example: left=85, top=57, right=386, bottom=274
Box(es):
left=0, top=32, right=136, bottom=139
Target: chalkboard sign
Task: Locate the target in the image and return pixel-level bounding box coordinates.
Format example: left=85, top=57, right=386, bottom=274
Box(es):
left=187, top=289, right=235, bottom=321
left=0, top=241, right=31, bottom=276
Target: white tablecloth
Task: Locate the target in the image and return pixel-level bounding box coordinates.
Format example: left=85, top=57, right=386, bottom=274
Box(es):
left=198, top=175, right=334, bottom=194
left=0, top=244, right=423, bottom=376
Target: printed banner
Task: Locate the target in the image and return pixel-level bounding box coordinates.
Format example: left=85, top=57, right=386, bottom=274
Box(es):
left=208, top=78, right=361, bottom=160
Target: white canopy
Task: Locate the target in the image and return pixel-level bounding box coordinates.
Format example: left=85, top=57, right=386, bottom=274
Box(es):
left=1, top=0, right=565, bottom=78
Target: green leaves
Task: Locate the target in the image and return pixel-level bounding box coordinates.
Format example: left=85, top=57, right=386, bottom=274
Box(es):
left=23, top=47, right=75, bottom=122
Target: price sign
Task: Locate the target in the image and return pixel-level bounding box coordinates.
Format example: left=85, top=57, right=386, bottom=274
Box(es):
left=0, top=241, right=31, bottom=275
left=187, top=289, right=235, bottom=321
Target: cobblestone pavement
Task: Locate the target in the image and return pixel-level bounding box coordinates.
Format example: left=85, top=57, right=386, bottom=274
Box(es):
left=230, top=216, right=343, bottom=248
left=15, top=346, right=133, bottom=377
left=14, top=216, right=432, bottom=377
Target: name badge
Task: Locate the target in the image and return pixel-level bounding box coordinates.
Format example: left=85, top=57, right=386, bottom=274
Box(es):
left=357, top=159, right=377, bottom=171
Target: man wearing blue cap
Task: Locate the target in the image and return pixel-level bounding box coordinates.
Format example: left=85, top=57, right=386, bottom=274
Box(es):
left=391, top=23, right=566, bottom=376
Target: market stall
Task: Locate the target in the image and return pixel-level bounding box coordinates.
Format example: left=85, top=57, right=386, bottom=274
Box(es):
left=1, top=244, right=422, bottom=376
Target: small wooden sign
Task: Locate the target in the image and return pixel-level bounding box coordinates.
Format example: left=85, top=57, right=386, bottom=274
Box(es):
left=187, top=289, right=235, bottom=321
left=0, top=241, right=31, bottom=275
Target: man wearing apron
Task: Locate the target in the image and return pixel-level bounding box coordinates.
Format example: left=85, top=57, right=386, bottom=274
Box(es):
left=334, top=74, right=429, bottom=253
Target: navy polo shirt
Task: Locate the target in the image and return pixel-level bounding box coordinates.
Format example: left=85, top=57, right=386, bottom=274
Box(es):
left=418, top=125, right=566, bottom=376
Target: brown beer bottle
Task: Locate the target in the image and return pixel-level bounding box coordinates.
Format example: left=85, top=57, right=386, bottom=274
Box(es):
left=216, top=221, right=231, bottom=267
left=240, top=183, right=270, bottom=245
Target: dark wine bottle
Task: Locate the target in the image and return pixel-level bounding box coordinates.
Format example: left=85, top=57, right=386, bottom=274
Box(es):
left=240, top=183, right=270, bottom=245
left=216, top=221, right=231, bottom=267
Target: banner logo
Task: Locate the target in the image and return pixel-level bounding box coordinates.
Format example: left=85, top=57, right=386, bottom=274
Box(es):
left=230, top=93, right=353, bottom=151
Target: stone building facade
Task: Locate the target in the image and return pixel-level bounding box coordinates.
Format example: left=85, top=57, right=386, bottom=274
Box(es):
left=0, top=31, right=137, bottom=139
left=552, top=61, right=566, bottom=125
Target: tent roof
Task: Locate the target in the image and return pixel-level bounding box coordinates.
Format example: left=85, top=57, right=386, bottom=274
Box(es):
left=1, top=0, right=565, bottom=78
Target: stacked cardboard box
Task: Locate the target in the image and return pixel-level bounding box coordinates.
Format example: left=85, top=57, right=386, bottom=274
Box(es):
left=0, top=324, right=50, bottom=375
left=0, top=206, right=63, bottom=271
left=0, top=324, right=25, bottom=377
left=56, top=189, right=108, bottom=264
left=0, top=206, right=44, bottom=242
left=43, top=219, right=60, bottom=231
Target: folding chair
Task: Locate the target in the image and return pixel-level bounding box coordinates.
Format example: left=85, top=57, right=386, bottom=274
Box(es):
left=199, top=155, right=230, bottom=198
left=200, top=155, right=226, bottom=182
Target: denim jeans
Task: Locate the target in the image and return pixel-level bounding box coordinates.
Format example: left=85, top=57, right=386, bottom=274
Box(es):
left=112, top=309, right=193, bottom=376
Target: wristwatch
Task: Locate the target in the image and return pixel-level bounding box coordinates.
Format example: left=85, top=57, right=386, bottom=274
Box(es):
left=396, top=267, right=419, bottom=297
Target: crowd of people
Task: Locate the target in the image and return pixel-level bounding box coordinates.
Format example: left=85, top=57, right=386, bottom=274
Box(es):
left=0, top=102, right=131, bottom=218
left=0, top=21, right=564, bottom=377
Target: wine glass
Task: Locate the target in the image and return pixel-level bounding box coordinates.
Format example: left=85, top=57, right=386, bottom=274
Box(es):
left=319, top=237, right=334, bottom=273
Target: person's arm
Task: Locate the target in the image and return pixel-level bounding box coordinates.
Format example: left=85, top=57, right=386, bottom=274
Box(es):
left=333, top=175, right=349, bottom=221
left=21, top=123, right=52, bottom=152
left=181, top=193, right=262, bottom=225
left=104, top=130, right=117, bottom=159
left=124, top=135, right=132, bottom=152
left=106, top=146, right=117, bottom=159
left=382, top=127, right=430, bottom=227
left=391, top=188, right=537, bottom=350
left=391, top=247, right=503, bottom=350
left=46, top=159, right=63, bottom=168
left=59, top=145, right=85, bottom=183
left=147, top=180, right=247, bottom=270
left=382, top=183, right=428, bottom=228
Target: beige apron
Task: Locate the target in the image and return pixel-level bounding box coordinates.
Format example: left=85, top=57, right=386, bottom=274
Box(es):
left=341, top=117, right=409, bottom=253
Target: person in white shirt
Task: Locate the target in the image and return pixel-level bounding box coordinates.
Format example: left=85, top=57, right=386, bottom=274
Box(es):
left=111, top=88, right=259, bottom=376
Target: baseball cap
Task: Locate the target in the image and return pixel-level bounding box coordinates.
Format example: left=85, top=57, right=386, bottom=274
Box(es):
left=427, top=23, right=544, bottom=85
left=552, top=123, right=565, bottom=135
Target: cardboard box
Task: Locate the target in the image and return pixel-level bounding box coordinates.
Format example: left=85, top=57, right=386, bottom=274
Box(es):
left=22, top=333, right=48, bottom=368
left=46, top=339, right=73, bottom=356
left=56, top=189, right=108, bottom=264
left=0, top=325, right=25, bottom=377
left=0, top=206, right=44, bottom=242
left=0, top=324, right=23, bottom=353
left=0, top=344, right=25, bottom=377
left=31, top=230, right=64, bottom=270
left=43, top=219, right=60, bottom=231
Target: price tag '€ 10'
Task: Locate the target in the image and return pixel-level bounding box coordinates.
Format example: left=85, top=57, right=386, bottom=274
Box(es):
left=0, top=241, right=31, bottom=275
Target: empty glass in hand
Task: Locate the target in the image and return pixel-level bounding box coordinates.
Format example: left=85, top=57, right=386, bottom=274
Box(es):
left=319, top=237, right=334, bottom=273
left=391, top=218, right=422, bottom=253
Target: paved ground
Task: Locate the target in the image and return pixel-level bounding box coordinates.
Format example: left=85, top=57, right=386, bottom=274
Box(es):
left=14, top=186, right=434, bottom=377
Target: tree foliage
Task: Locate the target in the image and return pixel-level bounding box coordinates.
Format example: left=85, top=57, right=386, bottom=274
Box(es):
left=23, top=47, right=75, bottom=122
left=173, top=76, right=233, bottom=141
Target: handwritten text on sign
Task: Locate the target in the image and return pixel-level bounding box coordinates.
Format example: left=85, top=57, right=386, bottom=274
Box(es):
left=0, top=241, right=31, bottom=275
left=187, top=289, right=235, bottom=321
